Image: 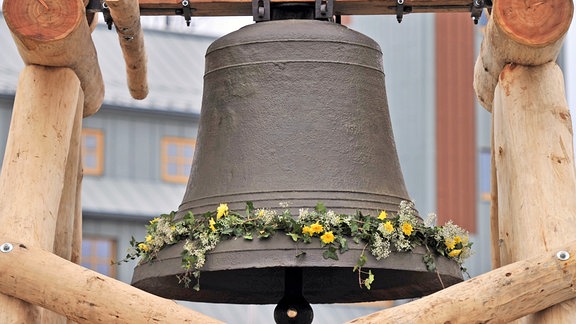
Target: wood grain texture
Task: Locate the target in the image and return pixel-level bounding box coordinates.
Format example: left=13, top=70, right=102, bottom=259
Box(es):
left=2, top=0, right=104, bottom=116
left=107, top=0, right=149, bottom=100
left=0, top=66, right=81, bottom=323
left=494, top=62, right=576, bottom=322
left=0, top=243, right=225, bottom=324
left=473, top=0, right=573, bottom=111
left=347, top=240, right=576, bottom=323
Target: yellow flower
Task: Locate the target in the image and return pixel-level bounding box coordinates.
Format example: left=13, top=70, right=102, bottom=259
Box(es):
left=378, top=211, right=387, bottom=220
left=310, top=222, right=324, bottom=234
left=258, top=210, right=265, bottom=217
left=448, top=249, right=462, bottom=257
left=216, top=203, right=229, bottom=219
left=445, top=238, right=456, bottom=250
left=170, top=225, right=176, bottom=231
left=145, top=235, right=153, bottom=243
left=138, top=243, right=150, bottom=252
left=149, top=218, right=159, bottom=224
left=320, top=231, right=335, bottom=244
left=302, top=226, right=312, bottom=235
left=454, top=236, right=462, bottom=245
left=209, top=218, right=216, bottom=232
left=401, top=222, right=413, bottom=236
left=383, top=221, right=394, bottom=233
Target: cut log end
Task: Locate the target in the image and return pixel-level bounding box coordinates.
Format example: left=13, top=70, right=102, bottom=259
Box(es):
left=3, top=0, right=84, bottom=42
left=494, top=0, right=574, bottom=47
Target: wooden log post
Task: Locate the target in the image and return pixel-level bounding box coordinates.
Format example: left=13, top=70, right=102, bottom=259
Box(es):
left=473, top=0, right=573, bottom=112
left=0, top=66, right=82, bottom=323
left=54, top=95, right=83, bottom=261
left=347, top=240, right=576, bottom=323
left=2, top=0, right=105, bottom=117
left=0, top=243, right=224, bottom=324
left=493, top=62, right=576, bottom=322
left=107, top=0, right=149, bottom=100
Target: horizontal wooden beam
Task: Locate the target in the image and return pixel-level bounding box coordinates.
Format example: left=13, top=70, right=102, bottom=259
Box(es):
left=347, top=240, right=576, bottom=323
left=0, top=242, right=224, bottom=324
left=89, top=0, right=479, bottom=17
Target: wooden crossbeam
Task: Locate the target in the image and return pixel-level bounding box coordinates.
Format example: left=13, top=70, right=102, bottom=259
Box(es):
left=89, top=0, right=480, bottom=17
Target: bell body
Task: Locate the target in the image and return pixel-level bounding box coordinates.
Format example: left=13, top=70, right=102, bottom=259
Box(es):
left=132, top=19, right=463, bottom=305
left=178, top=19, right=409, bottom=216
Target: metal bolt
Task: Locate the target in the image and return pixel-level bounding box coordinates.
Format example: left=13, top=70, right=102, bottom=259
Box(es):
left=557, top=250, right=570, bottom=261
left=102, top=2, right=109, bottom=9
left=397, top=0, right=404, bottom=4
left=182, top=0, right=189, bottom=6
left=0, top=243, right=13, bottom=253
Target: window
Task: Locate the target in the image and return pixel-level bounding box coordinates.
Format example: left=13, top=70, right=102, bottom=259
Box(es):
left=82, top=129, right=104, bottom=176
left=161, top=137, right=195, bottom=183
left=81, top=236, right=117, bottom=278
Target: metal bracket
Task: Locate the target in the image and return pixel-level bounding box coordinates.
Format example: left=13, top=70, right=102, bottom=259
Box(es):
left=181, top=0, right=194, bottom=26
left=101, top=1, right=114, bottom=30
left=315, top=0, right=334, bottom=19
left=396, top=0, right=404, bottom=23
left=470, top=0, right=485, bottom=25
left=252, top=0, right=270, bottom=22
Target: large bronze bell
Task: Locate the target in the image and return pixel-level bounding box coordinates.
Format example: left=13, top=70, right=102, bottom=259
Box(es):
left=132, top=16, right=463, bottom=321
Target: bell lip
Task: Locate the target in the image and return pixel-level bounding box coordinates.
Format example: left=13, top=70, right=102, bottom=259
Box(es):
left=132, top=234, right=464, bottom=304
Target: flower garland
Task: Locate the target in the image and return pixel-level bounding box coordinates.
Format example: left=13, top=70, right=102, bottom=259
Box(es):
left=124, top=201, right=472, bottom=290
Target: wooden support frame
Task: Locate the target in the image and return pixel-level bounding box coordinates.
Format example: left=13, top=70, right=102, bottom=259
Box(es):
left=473, top=0, right=573, bottom=111
left=0, top=65, right=82, bottom=323
left=107, top=0, right=149, bottom=100
left=0, top=243, right=224, bottom=323
left=89, top=0, right=483, bottom=16
left=0, top=0, right=575, bottom=322
left=493, top=62, right=576, bottom=322
left=3, top=0, right=105, bottom=117
left=348, top=240, right=576, bottom=323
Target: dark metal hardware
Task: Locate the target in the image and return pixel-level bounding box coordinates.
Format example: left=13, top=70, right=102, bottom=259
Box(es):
left=315, top=0, right=334, bottom=19
left=252, top=0, right=271, bottom=21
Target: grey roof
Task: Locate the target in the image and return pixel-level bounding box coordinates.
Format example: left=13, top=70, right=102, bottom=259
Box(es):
left=81, top=177, right=185, bottom=219
left=0, top=13, right=216, bottom=114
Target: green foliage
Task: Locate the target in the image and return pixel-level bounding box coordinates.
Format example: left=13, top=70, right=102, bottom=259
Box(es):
left=122, top=201, right=472, bottom=291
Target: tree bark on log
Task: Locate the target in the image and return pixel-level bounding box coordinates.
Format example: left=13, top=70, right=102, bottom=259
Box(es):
left=473, top=0, right=573, bottom=111
left=2, top=0, right=105, bottom=117
left=493, top=62, right=576, bottom=322
left=347, top=240, right=576, bottom=323
left=107, top=0, right=149, bottom=100
left=0, top=66, right=82, bottom=323
left=0, top=243, right=224, bottom=324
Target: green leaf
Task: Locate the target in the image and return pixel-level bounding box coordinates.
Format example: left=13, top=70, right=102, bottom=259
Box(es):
left=258, top=231, right=271, bottom=239
left=243, top=233, right=253, bottom=240
left=338, top=237, right=349, bottom=253
left=287, top=233, right=300, bottom=242
left=423, top=253, right=436, bottom=272
left=246, top=201, right=255, bottom=214
left=323, top=247, right=339, bottom=260
left=315, top=202, right=327, bottom=214
left=364, top=270, right=374, bottom=290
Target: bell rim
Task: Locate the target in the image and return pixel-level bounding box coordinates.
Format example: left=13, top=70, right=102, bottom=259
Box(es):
left=132, top=234, right=464, bottom=304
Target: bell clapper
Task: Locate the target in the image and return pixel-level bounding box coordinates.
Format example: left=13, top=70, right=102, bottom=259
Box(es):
left=274, top=268, right=314, bottom=324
